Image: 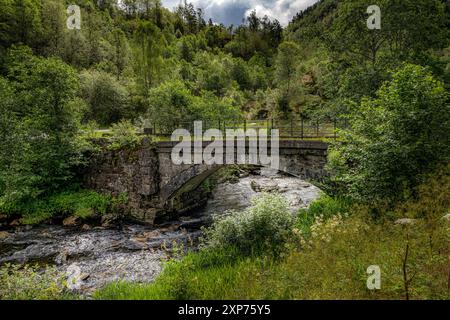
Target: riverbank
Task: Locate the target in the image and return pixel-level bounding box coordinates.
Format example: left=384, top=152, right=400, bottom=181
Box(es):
left=0, top=168, right=321, bottom=297
left=96, top=179, right=450, bottom=300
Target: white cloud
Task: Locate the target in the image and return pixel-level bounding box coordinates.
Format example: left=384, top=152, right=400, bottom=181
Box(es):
left=161, top=0, right=319, bottom=26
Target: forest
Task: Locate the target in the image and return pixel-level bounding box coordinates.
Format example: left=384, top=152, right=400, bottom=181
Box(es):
left=0, top=0, right=449, bottom=300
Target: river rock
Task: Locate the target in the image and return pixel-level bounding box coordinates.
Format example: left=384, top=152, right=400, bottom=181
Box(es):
left=63, top=216, right=81, bottom=227
left=250, top=180, right=261, bottom=192
left=10, top=219, right=21, bottom=226
left=81, top=224, right=92, bottom=231
left=239, top=172, right=249, bottom=178
left=101, top=215, right=119, bottom=228
left=0, top=231, right=11, bottom=239
left=80, top=273, right=90, bottom=281
left=143, top=230, right=161, bottom=238
left=250, top=180, right=279, bottom=193
left=159, top=224, right=180, bottom=233
left=395, top=218, right=416, bottom=225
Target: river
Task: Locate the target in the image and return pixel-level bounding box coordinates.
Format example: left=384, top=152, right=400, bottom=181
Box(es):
left=0, top=168, right=321, bottom=295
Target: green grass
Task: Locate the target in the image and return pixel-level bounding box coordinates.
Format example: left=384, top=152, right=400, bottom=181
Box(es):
left=296, top=194, right=352, bottom=234
left=95, top=176, right=450, bottom=300
left=2, top=189, right=124, bottom=225
left=95, top=246, right=260, bottom=300
left=0, top=264, right=79, bottom=300
left=95, top=212, right=449, bottom=300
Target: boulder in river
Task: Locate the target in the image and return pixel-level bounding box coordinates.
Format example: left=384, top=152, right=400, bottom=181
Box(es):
left=0, top=231, right=11, bottom=239
left=63, top=216, right=81, bottom=227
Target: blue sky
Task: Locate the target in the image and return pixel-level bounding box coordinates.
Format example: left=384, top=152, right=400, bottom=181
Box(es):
left=161, top=0, right=319, bottom=26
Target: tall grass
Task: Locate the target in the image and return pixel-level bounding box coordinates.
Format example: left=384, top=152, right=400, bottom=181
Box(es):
left=95, top=170, right=449, bottom=300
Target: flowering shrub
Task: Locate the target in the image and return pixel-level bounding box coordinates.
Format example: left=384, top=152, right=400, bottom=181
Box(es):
left=0, top=264, right=74, bottom=300
left=201, top=193, right=295, bottom=257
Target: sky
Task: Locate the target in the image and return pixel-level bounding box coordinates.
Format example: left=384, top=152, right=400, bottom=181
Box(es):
left=161, top=0, right=320, bottom=27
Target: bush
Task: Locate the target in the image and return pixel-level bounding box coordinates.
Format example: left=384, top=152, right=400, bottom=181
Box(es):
left=79, top=70, right=131, bottom=126
left=108, top=120, right=141, bottom=150
left=0, top=47, right=82, bottom=210
left=328, top=64, right=450, bottom=202
left=1, top=190, right=118, bottom=225
left=201, top=193, right=295, bottom=257
left=95, top=169, right=449, bottom=300
left=0, top=264, right=75, bottom=300
left=296, top=195, right=351, bottom=234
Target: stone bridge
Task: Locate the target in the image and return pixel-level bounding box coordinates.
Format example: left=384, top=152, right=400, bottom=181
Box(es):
left=83, top=138, right=329, bottom=224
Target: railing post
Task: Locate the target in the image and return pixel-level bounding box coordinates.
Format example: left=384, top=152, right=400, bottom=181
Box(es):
left=290, top=118, right=294, bottom=137
left=301, top=117, right=304, bottom=140
left=244, top=119, right=247, bottom=132
left=316, top=120, right=319, bottom=138
left=334, top=118, right=337, bottom=140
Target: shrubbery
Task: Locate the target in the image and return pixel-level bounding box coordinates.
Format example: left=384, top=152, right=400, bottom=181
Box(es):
left=1, top=190, right=124, bottom=225
left=201, top=193, right=295, bottom=257
left=296, top=194, right=351, bottom=234
left=0, top=264, right=74, bottom=300
left=107, top=120, right=141, bottom=151
left=328, top=64, right=450, bottom=202
left=95, top=169, right=450, bottom=300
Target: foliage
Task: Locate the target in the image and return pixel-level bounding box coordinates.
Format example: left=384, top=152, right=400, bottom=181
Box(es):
left=107, top=120, right=141, bottom=150
left=0, top=264, right=75, bottom=300
left=201, top=193, right=295, bottom=257
left=327, top=64, right=450, bottom=202
left=95, top=171, right=450, bottom=300
left=1, top=189, right=115, bottom=225
left=0, top=46, right=83, bottom=210
left=145, top=80, right=241, bottom=133
left=325, top=0, right=448, bottom=67
left=79, top=70, right=131, bottom=126
left=296, top=194, right=351, bottom=234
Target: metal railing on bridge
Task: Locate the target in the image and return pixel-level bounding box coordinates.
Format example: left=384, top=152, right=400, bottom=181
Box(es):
left=142, top=118, right=347, bottom=140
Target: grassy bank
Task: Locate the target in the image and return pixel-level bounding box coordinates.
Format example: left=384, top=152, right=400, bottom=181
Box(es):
left=2, top=171, right=448, bottom=300
left=95, top=175, right=450, bottom=300
left=0, top=189, right=126, bottom=225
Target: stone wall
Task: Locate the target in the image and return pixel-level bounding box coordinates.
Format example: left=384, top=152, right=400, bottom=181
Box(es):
left=83, top=138, right=161, bottom=223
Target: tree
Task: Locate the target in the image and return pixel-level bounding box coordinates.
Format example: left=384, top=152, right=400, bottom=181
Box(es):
left=275, top=41, right=300, bottom=95
left=326, top=0, right=448, bottom=66
left=80, top=70, right=131, bottom=126
left=110, top=28, right=130, bottom=79
left=145, top=80, right=240, bottom=132
left=0, top=0, right=42, bottom=50
left=133, top=21, right=166, bottom=91
left=328, top=64, right=450, bottom=202
left=193, top=51, right=233, bottom=96
left=231, top=58, right=252, bottom=91
left=0, top=47, right=82, bottom=208
left=39, top=0, right=66, bottom=57
left=274, top=41, right=301, bottom=116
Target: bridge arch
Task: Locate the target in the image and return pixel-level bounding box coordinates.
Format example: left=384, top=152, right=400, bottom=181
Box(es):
left=156, top=140, right=329, bottom=207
